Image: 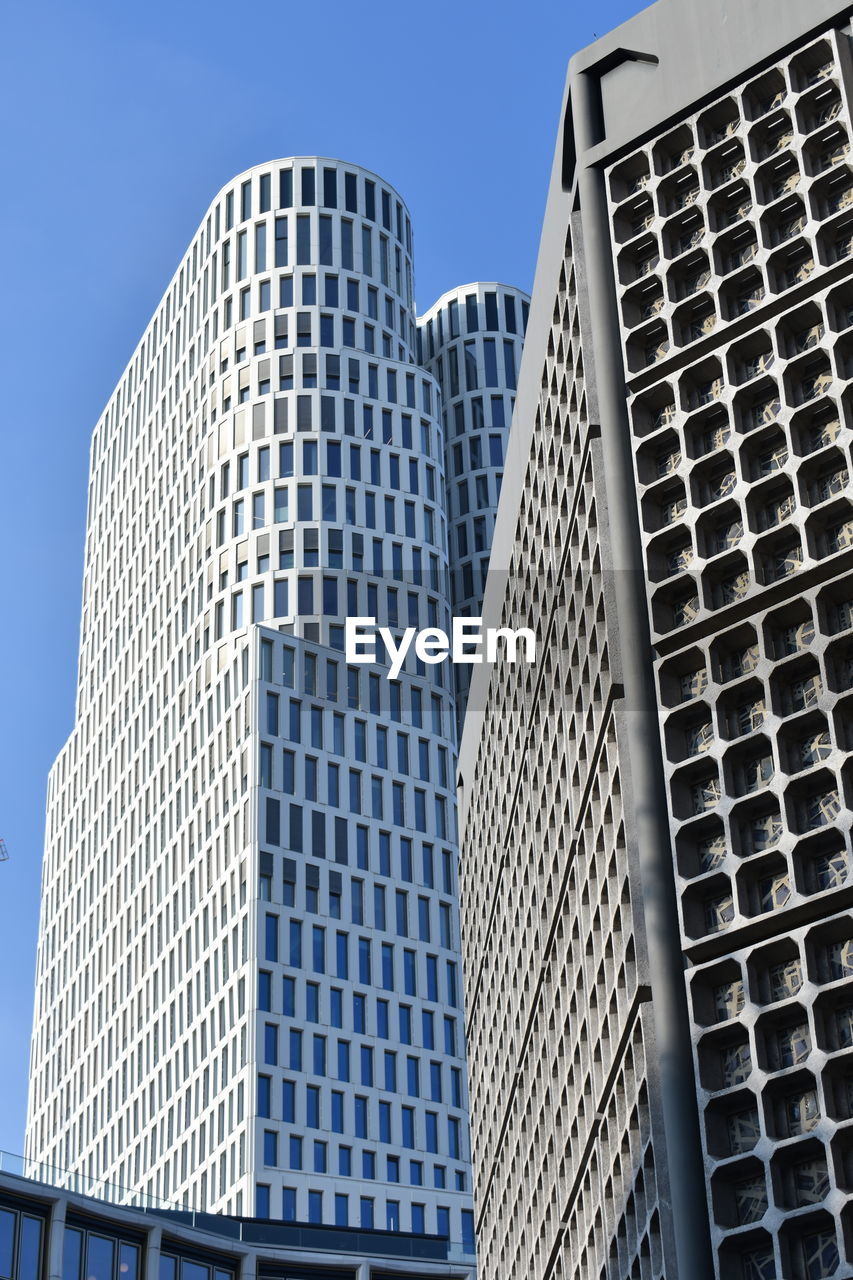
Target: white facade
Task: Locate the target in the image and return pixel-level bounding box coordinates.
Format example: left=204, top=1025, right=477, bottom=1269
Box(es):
left=25, top=158, right=476, bottom=1260
left=418, top=284, right=530, bottom=724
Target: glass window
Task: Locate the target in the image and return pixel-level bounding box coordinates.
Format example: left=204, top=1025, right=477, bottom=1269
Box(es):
left=274, top=217, right=288, bottom=267
left=282, top=1079, right=295, bottom=1122
left=319, top=215, right=333, bottom=265
left=282, top=1188, right=296, bottom=1222
left=297, top=215, right=311, bottom=264
left=86, top=1236, right=114, bottom=1280
left=0, top=1213, right=44, bottom=1280
left=0, top=1213, right=16, bottom=1280
left=263, top=1129, right=278, bottom=1166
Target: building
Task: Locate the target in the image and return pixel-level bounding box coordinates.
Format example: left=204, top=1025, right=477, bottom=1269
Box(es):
left=418, top=285, right=530, bottom=725
left=0, top=1163, right=474, bottom=1280
left=23, top=157, right=523, bottom=1261
left=457, top=2, right=853, bottom=1278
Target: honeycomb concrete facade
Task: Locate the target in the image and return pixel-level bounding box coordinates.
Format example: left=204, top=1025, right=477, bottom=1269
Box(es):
left=458, top=2, right=853, bottom=1278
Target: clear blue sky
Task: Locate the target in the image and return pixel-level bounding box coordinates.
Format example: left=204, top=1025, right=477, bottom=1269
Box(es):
left=0, top=0, right=646, bottom=1158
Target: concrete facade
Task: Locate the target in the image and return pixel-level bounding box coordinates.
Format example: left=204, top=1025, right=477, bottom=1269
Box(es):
left=458, top=2, right=853, bottom=1278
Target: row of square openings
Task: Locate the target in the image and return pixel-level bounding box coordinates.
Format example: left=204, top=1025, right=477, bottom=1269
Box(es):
left=612, top=103, right=847, bottom=242
left=635, top=406, right=849, bottom=519
left=630, top=306, right=853, bottom=435
left=619, top=188, right=853, bottom=344
left=667, top=730, right=850, bottom=814
left=664, top=654, right=853, bottom=765
left=646, top=494, right=853, bottom=584
left=693, top=920, right=853, bottom=1023
left=716, top=1212, right=846, bottom=1279
left=615, top=159, right=851, bottom=289
left=614, top=150, right=850, bottom=309
left=639, top=406, right=851, bottom=512
left=697, top=987, right=853, bottom=1095
left=649, top=521, right=853, bottom=632
left=705, top=1054, right=853, bottom=1155
left=621, top=217, right=853, bottom=369
left=712, top=1138, right=853, bottom=1222
left=681, top=828, right=850, bottom=938
left=609, top=38, right=842, bottom=204
left=659, top=591, right=853, bottom=706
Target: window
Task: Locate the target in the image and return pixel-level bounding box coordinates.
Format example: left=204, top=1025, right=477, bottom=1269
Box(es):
left=282, top=976, right=295, bottom=1016
left=727, top=1106, right=761, bottom=1154
left=307, top=1191, right=322, bottom=1224
left=355, top=1095, right=368, bottom=1138
left=282, top=1079, right=295, bottom=1123
left=264, top=1023, right=278, bottom=1065
left=312, top=925, right=325, bottom=973
left=330, top=987, right=343, bottom=1028
left=800, top=1228, right=840, bottom=1278
left=263, top=1129, right=278, bottom=1166
left=721, top=1041, right=751, bottom=1087
left=274, top=217, right=288, bottom=266
left=822, top=936, right=853, bottom=981
left=264, top=914, right=278, bottom=962
left=353, top=991, right=366, bottom=1032
left=289, top=1028, right=303, bottom=1070
left=2, top=1210, right=44, bottom=1280
left=381, top=942, right=394, bottom=989
left=773, top=1022, right=811, bottom=1069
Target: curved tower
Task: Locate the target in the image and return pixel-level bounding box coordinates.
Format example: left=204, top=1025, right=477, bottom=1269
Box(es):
left=26, top=158, right=474, bottom=1257
left=418, top=284, right=530, bottom=727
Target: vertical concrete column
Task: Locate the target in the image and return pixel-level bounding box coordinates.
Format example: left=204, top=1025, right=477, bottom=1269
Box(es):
left=238, top=1248, right=257, bottom=1280
left=144, top=1226, right=163, bottom=1280
left=571, top=65, right=715, bottom=1280
left=45, top=1197, right=66, bottom=1280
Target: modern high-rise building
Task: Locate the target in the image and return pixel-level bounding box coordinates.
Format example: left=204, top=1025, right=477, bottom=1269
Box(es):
left=418, top=284, right=530, bottom=724
left=23, top=155, right=526, bottom=1267
left=458, top=1, right=853, bottom=1278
